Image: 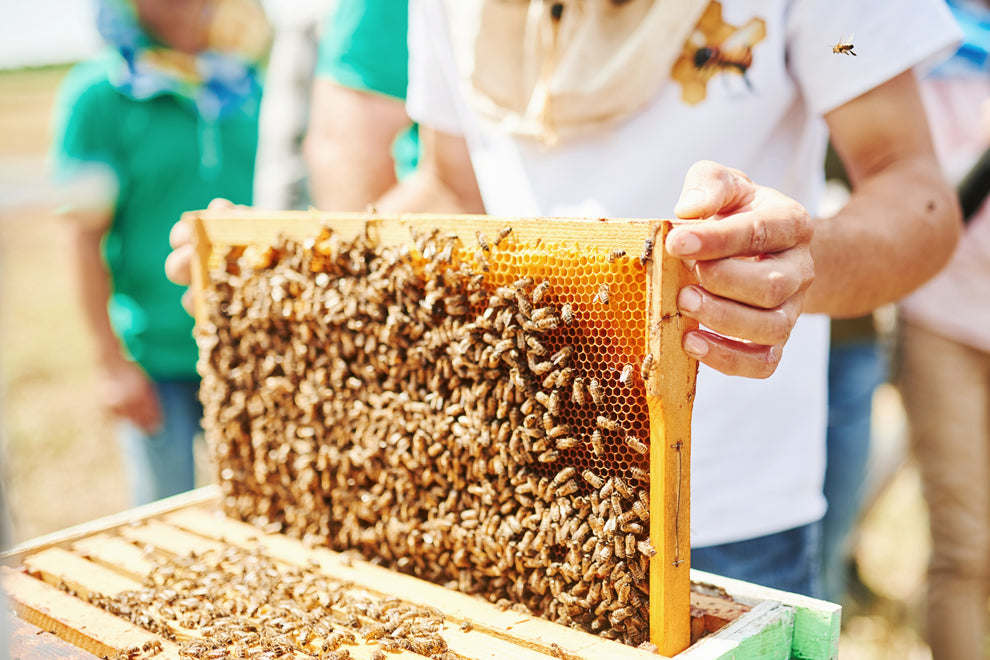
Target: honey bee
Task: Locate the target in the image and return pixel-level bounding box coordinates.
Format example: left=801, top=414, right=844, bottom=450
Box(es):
left=636, top=539, right=657, bottom=558
left=618, top=364, right=634, bottom=386
left=690, top=17, right=766, bottom=89
left=494, top=226, right=513, bottom=246
left=832, top=34, right=856, bottom=56
left=583, top=469, right=604, bottom=489
left=628, top=465, right=650, bottom=482
left=630, top=239, right=650, bottom=270
left=476, top=231, right=490, bottom=252
left=551, top=345, right=573, bottom=366
left=460, top=619, right=474, bottom=632
left=596, top=283, right=610, bottom=305
left=557, top=480, right=578, bottom=497
left=596, top=415, right=619, bottom=431
left=640, top=353, right=654, bottom=381
left=571, top=377, right=586, bottom=405
left=590, top=429, right=604, bottom=456
left=526, top=336, right=548, bottom=356
left=538, top=449, right=560, bottom=463
left=532, top=280, right=550, bottom=305
left=624, top=435, right=648, bottom=455
left=547, top=390, right=561, bottom=416
left=608, top=248, right=627, bottom=263
left=555, top=436, right=579, bottom=450
left=613, top=476, right=633, bottom=499
left=587, top=378, right=604, bottom=406
left=560, top=303, right=574, bottom=325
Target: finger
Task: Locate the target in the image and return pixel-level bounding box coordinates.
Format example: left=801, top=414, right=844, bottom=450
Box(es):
left=207, top=197, right=235, bottom=210
left=692, top=248, right=815, bottom=309
left=165, top=243, right=194, bottom=286
left=683, top=329, right=783, bottom=379
left=667, top=200, right=812, bottom=261
left=169, top=218, right=192, bottom=249
left=678, top=285, right=803, bottom=347
left=181, top=288, right=195, bottom=316
left=674, top=160, right=755, bottom=220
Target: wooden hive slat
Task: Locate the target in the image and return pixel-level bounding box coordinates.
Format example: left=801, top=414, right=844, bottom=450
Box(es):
left=1, top=566, right=180, bottom=660
left=185, top=209, right=700, bottom=655
left=164, top=506, right=666, bottom=660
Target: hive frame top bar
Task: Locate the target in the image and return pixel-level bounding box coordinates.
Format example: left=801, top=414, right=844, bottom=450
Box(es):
left=184, top=208, right=699, bottom=656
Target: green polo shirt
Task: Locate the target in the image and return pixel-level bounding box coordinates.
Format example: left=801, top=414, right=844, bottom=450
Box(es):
left=52, top=54, right=260, bottom=379
left=315, top=0, right=419, bottom=179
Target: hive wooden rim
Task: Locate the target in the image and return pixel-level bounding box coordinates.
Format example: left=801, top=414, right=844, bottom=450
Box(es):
left=182, top=209, right=700, bottom=655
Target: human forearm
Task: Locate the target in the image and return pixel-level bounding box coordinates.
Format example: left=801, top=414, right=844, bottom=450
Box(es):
left=805, top=153, right=961, bottom=317
left=375, top=127, right=485, bottom=214
left=303, top=80, right=407, bottom=211
left=67, top=221, right=128, bottom=367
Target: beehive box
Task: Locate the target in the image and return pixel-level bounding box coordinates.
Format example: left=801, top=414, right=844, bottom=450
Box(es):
left=1, top=488, right=839, bottom=660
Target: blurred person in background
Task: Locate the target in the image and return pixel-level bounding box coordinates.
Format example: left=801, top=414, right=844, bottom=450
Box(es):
left=895, top=1, right=990, bottom=657
left=254, top=0, right=331, bottom=210
left=303, top=0, right=420, bottom=211
left=52, top=0, right=270, bottom=505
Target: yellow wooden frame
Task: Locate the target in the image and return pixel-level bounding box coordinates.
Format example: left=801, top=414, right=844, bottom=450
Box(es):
left=183, top=209, right=699, bottom=656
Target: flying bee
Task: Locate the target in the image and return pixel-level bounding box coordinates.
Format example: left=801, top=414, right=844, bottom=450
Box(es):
left=494, top=225, right=513, bottom=246
left=597, top=283, right=610, bottom=305
left=560, top=303, right=574, bottom=325
left=608, top=248, right=627, bottom=263
left=832, top=34, right=856, bottom=56
left=619, top=364, right=634, bottom=386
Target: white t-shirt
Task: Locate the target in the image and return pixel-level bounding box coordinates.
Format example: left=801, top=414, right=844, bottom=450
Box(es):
left=407, top=0, right=959, bottom=547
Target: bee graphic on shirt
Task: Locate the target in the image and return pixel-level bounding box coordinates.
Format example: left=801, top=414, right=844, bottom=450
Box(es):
left=832, top=34, right=856, bottom=56
left=689, top=18, right=766, bottom=89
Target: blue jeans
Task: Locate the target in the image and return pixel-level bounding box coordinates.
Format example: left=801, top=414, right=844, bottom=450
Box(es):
left=692, top=521, right=824, bottom=598
left=821, top=338, right=887, bottom=604
left=117, top=379, right=202, bottom=505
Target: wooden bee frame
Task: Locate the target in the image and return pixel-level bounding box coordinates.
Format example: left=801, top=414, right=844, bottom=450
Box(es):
left=186, top=209, right=700, bottom=656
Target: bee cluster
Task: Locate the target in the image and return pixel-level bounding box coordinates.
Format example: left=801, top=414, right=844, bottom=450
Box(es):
left=198, top=224, right=658, bottom=646
left=87, top=545, right=449, bottom=660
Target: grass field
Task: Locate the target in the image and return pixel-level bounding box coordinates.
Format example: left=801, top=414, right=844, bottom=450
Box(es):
left=0, top=65, right=937, bottom=658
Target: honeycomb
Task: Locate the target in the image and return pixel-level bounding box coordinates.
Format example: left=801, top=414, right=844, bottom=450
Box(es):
left=196, top=218, right=687, bottom=648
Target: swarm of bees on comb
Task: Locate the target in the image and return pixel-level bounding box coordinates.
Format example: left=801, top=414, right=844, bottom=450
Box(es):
left=197, top=223, right=664, bottom=647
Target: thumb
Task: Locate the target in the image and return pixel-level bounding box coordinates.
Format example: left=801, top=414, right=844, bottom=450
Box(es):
left=674, top=160, right=756, bottom=219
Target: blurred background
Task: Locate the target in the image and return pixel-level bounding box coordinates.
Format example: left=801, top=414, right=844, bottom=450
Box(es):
left=0, top=2, right=939, bottom=658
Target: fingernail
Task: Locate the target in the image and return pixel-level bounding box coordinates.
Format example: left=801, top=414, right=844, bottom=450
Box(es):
left=671, top=231, right=701, bottom=256
left=679, top=286, right=702, bottom=313
left=675, top=188, right=707, bottom=216
left=684, top=332, right=709, bottom=358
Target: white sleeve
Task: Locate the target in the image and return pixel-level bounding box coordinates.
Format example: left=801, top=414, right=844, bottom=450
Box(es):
left=785, top=0, right=961, bottom=115
left=406, top=0, right=465, bottom=136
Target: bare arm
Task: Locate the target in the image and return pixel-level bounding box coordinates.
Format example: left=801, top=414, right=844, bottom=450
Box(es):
left=375, top=126, right=485, bottom=214
left=665, top=70, right=960, bottom=377
left=810, top=70, right=961, bottom=316
left=67, top=210, right=162, bottom=432
left=303, top=79, right=412, bottom=210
